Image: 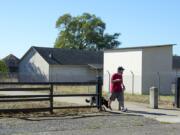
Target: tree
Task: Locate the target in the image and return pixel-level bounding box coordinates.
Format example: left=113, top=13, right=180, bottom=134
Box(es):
left=0, top=60, right=8, bottom=73
left=54, top=13, right=120, bottom=50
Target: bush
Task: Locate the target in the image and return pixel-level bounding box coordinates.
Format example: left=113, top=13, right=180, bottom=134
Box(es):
left=0, top=60, right=8, bottom=73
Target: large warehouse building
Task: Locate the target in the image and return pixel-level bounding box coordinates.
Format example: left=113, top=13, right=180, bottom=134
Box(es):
left=103, top=44, right=176, bottom=95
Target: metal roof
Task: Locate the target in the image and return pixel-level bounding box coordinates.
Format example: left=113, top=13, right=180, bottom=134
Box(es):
left=29, top=46, right=103, bottom=65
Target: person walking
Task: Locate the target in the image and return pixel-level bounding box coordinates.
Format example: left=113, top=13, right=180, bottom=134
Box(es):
left=108, top=66, right=127, bottom=112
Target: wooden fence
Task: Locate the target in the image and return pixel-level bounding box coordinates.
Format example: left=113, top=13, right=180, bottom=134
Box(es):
left=0, top=77, right=102, bottom=113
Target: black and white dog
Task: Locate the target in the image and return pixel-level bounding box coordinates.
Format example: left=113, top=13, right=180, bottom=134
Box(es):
left=85, top=96, right=109, bottom=109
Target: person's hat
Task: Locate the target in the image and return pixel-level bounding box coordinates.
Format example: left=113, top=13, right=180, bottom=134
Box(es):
left=118, top=66, right=125, bottom=71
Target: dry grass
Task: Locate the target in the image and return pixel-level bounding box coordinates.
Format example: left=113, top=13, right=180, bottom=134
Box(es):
left=124, top=94, right=149, bottom=103
left=124, top=93, right=174, bottom=108
left=53, top=85, right=96, bottom=94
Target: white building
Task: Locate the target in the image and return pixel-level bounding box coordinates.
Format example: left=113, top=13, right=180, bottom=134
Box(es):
left=103, top=44, right=175, bottom=95
left=19, top=46, right=103, bottom=82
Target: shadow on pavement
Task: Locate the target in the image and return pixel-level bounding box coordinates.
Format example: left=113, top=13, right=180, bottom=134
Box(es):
left=18, top=111, right=140, bottom=121
left=126, top=110, right=176, bottom=116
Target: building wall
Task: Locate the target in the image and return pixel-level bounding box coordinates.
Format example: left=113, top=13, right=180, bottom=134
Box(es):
left=49, top=65, right=99, bottom=82
left=173, top=69, right=180, bottom=76
left=103, top=50, right=143, bottom=94
left=142, top=46, right=173, bottom=94
left=19, top=48, right=49, bottom=82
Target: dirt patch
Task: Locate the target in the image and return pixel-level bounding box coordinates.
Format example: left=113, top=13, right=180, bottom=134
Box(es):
left=0, top=101, right=98, bottom=118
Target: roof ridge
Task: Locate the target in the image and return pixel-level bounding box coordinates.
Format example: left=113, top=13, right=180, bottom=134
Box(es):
left=2, top=54, right=19, bottom=60
left=33, top=46, right=103, bottom=53
left=104, top=44, right=176, bottom=51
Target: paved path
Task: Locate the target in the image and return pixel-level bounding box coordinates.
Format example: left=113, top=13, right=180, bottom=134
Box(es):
left=54, top=96, right=180, bottom=123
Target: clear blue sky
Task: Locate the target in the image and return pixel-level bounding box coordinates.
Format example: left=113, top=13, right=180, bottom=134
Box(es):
left=0, top=0, right=180, bottom=59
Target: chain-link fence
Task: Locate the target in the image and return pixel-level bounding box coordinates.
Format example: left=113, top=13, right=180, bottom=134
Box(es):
left=103, top=71, right=180, bottom=95
left=0, top=71, right=180, bottom=96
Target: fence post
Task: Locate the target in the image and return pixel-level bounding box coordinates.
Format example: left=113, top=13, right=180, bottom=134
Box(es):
left=50, top=84, right=54, bottom=114
left=97, top=76, right=102, bottom=111
left=176, top=78, right=180, bottom=108
left=149, top=86, right=158, bottom=109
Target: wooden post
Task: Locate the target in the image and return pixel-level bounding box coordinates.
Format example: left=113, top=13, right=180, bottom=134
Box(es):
left=97, top=76, right=102, bottom=111
left=50, top=84, right=54, bottom=114
left=176, top=78, right=180, bottom=108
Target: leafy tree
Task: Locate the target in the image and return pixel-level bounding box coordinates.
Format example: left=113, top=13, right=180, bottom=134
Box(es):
left=0, top=60, right=8, bottom=73
left=54, top=13, right=120, bottom=50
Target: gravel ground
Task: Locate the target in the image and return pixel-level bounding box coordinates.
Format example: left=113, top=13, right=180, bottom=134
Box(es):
left=0, top=112, right=180, bottom=135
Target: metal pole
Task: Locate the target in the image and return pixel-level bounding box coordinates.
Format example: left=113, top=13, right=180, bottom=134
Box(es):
left=130, top=71, right=134, bottom=95
left=157, top=72, right=160, bottom=101
left=106, top=70, right=111, bottom=93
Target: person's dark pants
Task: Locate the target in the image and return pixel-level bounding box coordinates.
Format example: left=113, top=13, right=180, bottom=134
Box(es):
left=109, top=91, right=124, bottom=110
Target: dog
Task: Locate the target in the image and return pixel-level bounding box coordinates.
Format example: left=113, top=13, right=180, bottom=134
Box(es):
left=85, top=96, right=109, bottom=109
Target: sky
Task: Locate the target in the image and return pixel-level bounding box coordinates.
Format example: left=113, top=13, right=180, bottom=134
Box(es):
left=0, top=0, right=180, bottom=59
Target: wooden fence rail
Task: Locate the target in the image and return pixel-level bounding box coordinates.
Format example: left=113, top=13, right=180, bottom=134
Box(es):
left=0, top=77, right=102, bottom=113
